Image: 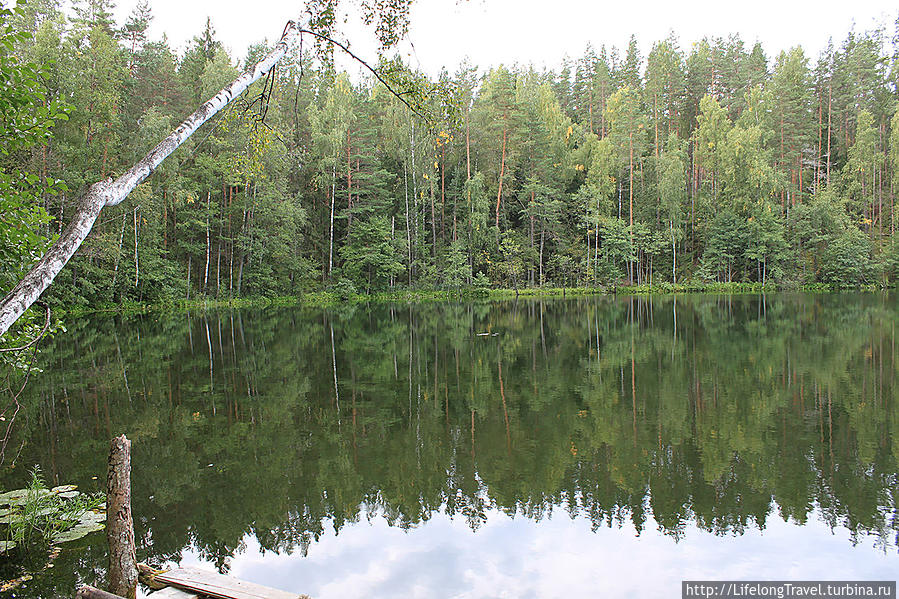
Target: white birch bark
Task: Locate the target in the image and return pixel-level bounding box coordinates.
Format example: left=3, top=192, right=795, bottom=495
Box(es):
left=133, top=207, right=139, bottom=288
left=329, top=158, right=336, bottom=278
left=111, top=212, right=126, bottom=291
left=0, top=21, right=300, bottom=337
left=204, top=192, right=210, bottom=290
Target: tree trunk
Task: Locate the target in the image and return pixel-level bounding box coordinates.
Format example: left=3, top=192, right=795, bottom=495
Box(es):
left=466, top=114, right=472, bottom=281
left=671, top=221, right=676, bottom=284
left=204, top=193, right=210, bottom=291
left=237, top=255, right=245, bottom=295
left=430, top=166, right=436, bottom=257
left=329, top=158, right=336, bottom=279
left=346, top=128, right=353, bottom=236
left=780, top=111, right=786, bottom=209
left=0, top=22, right=302, bottom=336
left=441, top=145, right=446, bottom=242
left=628, top=132, right=634, bottom=284
left=132, top=208, right=139, bottom=288
left=410, top=121, right=417, bottom=281
left=111, top=212, right=126, bottom=293
left=529, top=191, right=535, bottom=286
left=186, top=255, right=192, bottom=300
left=106, top=435, right=137, bottom=599
left=539, top=225, right=545, bottom=286
left=495, top=126, right=507, bottom=231
left=162, top=190, right=168, bottom=249
left=404, top=161, right=412, bottom=286
left=228, top=239, right=234, bottom=295
left=595, top=196, right=600, bottom=281
left=816, top=90, right=822, bottom=192
left=215, top=240, right=222, bottom=297
left=826, top=84, right=832, bottom=187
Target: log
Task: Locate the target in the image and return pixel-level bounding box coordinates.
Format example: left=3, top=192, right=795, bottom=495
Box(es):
left=106, top=435, right=137, bottom=599
left=138, top=563, right=168, bottom=590
left=75, top=585, right=127, bottom=599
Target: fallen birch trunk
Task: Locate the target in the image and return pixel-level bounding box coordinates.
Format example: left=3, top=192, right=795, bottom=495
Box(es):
left=0, top=21, right=300, bottom=337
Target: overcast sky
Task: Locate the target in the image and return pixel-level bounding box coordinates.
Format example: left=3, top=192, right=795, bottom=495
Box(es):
left=114, top=0, right=896, bottom=76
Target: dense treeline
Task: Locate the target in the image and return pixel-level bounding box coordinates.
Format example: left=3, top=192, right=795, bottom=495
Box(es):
left=5, top=0, right=899, bottom=303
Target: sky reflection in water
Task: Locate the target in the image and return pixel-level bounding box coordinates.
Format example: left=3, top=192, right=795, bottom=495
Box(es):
left=176, top=501, right=897, bottom=599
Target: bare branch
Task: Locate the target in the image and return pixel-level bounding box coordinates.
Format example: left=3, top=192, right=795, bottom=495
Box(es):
left=297, top=27, right=428, bottom=120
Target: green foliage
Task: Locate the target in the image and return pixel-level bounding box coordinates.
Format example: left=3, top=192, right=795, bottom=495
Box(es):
left=3, top=1, right=899, bottom=318
left=819, top=227, right=873, bottom=286
left=0, top=2, right=67, bottom=292
left=1, top=468, right=104, bottom=555
left=0, top=2, right=69, bottom=365
left=339, top=214, right=405, bottom=291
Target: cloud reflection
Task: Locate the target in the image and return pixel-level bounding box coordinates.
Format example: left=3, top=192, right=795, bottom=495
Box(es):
left=177, top=504, right=898, bottom=599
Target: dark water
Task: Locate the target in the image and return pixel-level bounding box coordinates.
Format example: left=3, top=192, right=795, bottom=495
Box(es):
left=1, top=293, right=897, bottom=597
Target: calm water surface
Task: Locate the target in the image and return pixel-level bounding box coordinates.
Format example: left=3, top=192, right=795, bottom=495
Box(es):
left=2, top=293, right=897, bottom=597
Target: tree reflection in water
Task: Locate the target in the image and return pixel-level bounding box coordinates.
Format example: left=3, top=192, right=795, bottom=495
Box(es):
left=3, top=293, right=897, bottom=596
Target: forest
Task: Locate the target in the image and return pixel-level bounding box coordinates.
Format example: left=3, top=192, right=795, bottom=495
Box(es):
left=3, top=0, right=899, bottom=308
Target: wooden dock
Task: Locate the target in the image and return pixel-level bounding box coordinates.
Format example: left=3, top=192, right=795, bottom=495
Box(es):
left=152, top=567, right=308, bottom=599
left=78, top=566, right=309, bottom=599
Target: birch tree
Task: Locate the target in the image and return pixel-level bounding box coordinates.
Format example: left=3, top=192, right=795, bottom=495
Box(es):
left=1, top=0, right=424, bottom=337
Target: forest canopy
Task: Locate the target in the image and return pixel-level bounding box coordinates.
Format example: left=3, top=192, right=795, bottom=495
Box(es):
left=2, top=0, right=899, bottom=310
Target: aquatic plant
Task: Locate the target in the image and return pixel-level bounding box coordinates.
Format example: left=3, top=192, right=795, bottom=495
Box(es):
left=0, top=468, right=105, bottom=555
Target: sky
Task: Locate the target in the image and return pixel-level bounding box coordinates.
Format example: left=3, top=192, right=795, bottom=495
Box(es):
left=109, top=0, right=897, bottom=77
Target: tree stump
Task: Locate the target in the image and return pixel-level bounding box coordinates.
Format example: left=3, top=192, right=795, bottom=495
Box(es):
left=106, top=435, right=137, bottom=599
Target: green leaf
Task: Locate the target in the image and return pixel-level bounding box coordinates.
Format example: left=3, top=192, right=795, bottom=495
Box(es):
left=51, top=521, right=104, bottom=544
left=79, top=511, right=106, bottom=525
left=0, top=489, right=28, bottom=506
left=0, top=512, right=24, bottom=525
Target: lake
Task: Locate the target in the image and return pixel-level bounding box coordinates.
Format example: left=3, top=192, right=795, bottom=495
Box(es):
left=2, top=293, right=897, bottom=597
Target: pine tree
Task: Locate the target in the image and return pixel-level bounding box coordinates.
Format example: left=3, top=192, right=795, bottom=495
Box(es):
left=770, top=47, right=815, bottom=208
left=122, top=0, right=152, bottom=71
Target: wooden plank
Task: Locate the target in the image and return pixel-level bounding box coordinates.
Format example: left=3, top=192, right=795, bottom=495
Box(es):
left=154, top=568, right=305, bottom=599
left=150, top=587, right=199, bottom=599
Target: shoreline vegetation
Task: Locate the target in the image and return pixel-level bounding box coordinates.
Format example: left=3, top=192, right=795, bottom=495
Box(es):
left=57, top=282, right=888, bottom=317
